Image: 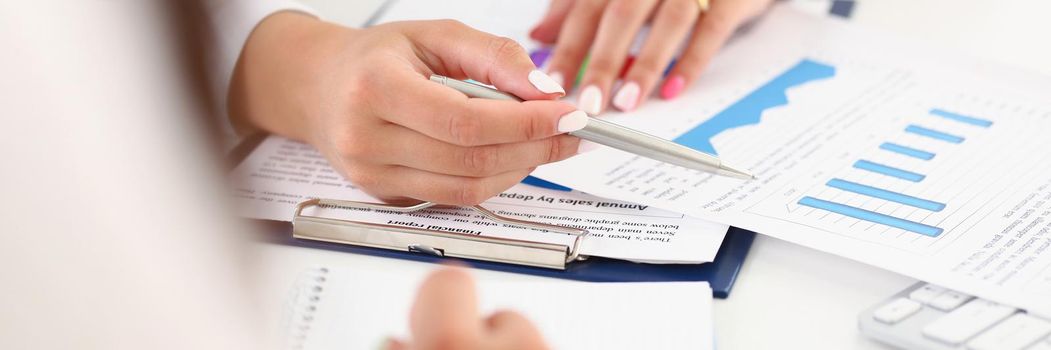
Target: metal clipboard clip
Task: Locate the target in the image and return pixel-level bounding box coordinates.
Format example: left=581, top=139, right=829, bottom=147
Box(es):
left=291, top=198, right=590, bottom=270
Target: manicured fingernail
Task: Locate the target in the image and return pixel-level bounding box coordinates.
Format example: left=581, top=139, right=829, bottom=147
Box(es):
left=557, top=110, right=589, bottom=133
left=612, top=81, right=640, bottom=112
left=578, top=85, right=602, bottom=115
left=528, top=70, right=565, bottom=95
left=577, top=139, right=602, bottom=154
left=548, top=71, right=564, bottom=90
left=660, top=75, right=686, bottom=100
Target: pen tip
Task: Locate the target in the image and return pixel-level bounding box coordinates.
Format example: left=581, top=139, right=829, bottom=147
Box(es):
left=718, top=164, right=756, bottom=180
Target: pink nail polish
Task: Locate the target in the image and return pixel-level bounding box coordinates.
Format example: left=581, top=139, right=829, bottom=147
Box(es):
left=578, top=85, right=603, bottom=116
left=660, top=76, right=686, bottom=100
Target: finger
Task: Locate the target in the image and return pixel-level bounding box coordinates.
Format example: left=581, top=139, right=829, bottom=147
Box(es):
left=576, top=0, right=659, bottom=115
left=378, top=125, right=581, bottom=177
left=351, top=164, right=534, bottom=205
left=483, top=310, right=549, bottom=350
left=530, top=0, right=576, bottom=44
left=409, top=267, right=480, bottom=349
left=374, top=68, right=587, bottom=147
left=613, top=0, right=700, bottom=112
left=660, top=0, right=765, bottom=100
left=544, top=0, right=608, bottom=92
left=401, top=19, right=565, bottom=100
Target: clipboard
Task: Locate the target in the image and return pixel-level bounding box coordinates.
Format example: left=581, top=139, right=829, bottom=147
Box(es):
left=255, top=212, right=754, bottom=298
left=232, top=136, right=753, bottom=299
left=246, top=190, right=753, bottom=298
left=291, top=198, right=590, bottom=270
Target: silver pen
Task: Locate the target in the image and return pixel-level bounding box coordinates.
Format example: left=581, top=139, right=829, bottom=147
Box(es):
left=429, top=75, right=755, bottom=180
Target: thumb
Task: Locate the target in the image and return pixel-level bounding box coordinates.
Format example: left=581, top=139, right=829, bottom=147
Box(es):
left=408, top=266, right=481, bottom=349
left=402, top=19, right=566, bottom=100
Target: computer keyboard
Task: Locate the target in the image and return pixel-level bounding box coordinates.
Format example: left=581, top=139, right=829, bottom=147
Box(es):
left=859, top=283, right=1051, bottom=350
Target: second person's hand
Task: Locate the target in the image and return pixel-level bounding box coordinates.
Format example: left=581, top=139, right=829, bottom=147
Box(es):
left=530, top=0, right=774, bottom=114
left=387, top=267, right=550, bottom=350
left=231, top=13, right=588, bottom=205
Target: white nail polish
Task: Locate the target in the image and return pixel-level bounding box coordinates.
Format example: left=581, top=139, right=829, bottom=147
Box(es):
left=578, top=85, right=602, bottom=116
left=557, top=110, right=589, bottom=133
left=528, top=70, right=566, bottom=94
left=576, top=139, right=602, bottom=154
left=548, top=72, right=564, bottom=90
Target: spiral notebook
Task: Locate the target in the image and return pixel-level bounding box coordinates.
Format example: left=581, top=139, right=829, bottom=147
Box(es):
left=285, top=267, right=715, bottom=349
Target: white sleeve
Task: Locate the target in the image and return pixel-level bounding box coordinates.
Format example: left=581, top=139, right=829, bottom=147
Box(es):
left=205, top=0, right=318, bottom=141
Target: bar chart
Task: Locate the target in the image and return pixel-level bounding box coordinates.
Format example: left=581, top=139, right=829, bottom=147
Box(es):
left=795, top=108, right=994, bottom=238
left=526, top=5, right=1051, bottom=313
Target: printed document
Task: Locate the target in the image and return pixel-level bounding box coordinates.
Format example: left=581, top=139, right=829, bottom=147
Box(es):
left=522, top=6, right=1051, bottom=313
left=374, top=1, right=1051, bottom=315
left=231, top=136, right=726, bottom=263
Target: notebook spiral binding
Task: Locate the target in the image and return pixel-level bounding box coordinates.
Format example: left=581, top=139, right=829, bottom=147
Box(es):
left=285, top=266, right=330, bottom=350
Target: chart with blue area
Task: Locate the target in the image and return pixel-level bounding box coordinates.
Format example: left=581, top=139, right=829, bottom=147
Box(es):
left=530, top=58, right=837, bottom=192
left=674, top=59, right=837, bottom=155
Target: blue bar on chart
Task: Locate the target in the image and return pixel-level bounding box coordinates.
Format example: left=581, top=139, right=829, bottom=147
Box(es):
left=853, top=160, right=926, bottom=182
left=930, top=109, right=993, bottom=128
left=879, top=142, right=935, bottom=160
left=798, top=196, right=944, bottom=237
left=826, top=179, right=946, bottom=211
left=905, top=125, right=965, bottom=143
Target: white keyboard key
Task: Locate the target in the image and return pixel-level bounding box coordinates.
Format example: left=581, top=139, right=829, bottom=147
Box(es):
left=929, top=290, right=974, bottom=311
left=967, top=314, right=1051, bottom=350
left=922, top=299, right=1017, bottom=345
left=873, top=297, right=922, bottom=324
left=909, top=284, right=948, bottom=304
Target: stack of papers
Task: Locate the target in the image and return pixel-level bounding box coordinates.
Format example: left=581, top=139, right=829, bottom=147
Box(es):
left=236, top=0, right=1051, bottom=319
left=370, top=0, right=1051, bottom=316
left=524, top=4, right=1051, bottom=315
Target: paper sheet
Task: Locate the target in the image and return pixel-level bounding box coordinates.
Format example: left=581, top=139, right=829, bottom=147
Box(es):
left=231, top=136, right=726, bottom=263
left=368, top=0, right=1051, bottom=314
left=510, top=6, right=1051, bottom=315
left=290, top=266, right=714, bottom=350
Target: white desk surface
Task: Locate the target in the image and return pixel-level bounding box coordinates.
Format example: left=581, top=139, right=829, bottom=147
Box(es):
left=266, top=1, right=1051, bottom=348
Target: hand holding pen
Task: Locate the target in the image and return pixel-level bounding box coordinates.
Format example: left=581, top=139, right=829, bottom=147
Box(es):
left=231, top=15, right=590, bottom=205
left=431, top=75, right=753, bottom=179
left=232, top=13, right=750, bottom=208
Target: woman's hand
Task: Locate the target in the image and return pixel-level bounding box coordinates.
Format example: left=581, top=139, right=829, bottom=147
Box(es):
left=530, top=0, right=774, bottom=114
left=231, top=13, right=586, bottom=205
left=387, top=267, right=549, bottom=350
